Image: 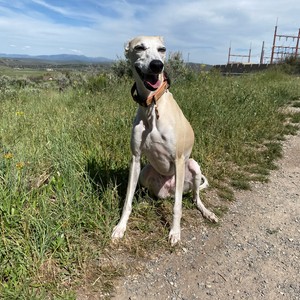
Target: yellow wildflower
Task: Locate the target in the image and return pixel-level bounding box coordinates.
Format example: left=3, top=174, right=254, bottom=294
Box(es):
left=16, top=162, right=25, bottom=170
left=3, top=153, right=13, bottom=159
left=16, top=111, right=25, bottom=116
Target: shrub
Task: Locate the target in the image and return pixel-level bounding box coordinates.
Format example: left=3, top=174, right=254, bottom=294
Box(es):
left=85, top=74, right=108, bottom=92
left=165, top=51, right=192, bottom=82
left=111, top=58, right=132, bottom=78
left=280, top=56, right=300, bottom=74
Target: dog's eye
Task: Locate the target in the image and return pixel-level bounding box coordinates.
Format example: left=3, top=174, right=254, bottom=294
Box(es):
left=134, top=45, right=146, bottom=51
left=158, top=47, right=166, bottom=53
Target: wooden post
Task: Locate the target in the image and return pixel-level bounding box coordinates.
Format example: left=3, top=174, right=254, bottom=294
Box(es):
left=228, top=42, right=231, bottom=64
left=270, top=25, right=277, bottom=64
left=295, top=28, right=300, bottom=59
left=260, top=41, right=265, bottom=64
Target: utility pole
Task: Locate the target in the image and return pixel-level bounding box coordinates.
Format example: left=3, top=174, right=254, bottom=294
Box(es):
left=248, top=43, right=252, bottom=63
left=270, top=25, right=277, bottom=64
left=227, top=42, right=231, bottom=64
left=260, top=41, right=265, bottom=64
left=295, top=28, right=300, bottom=58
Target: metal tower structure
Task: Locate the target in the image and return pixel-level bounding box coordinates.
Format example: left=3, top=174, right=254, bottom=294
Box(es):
left=270, top=26, right=300, bottom=64
left=227, top=42, right=252, bottom=64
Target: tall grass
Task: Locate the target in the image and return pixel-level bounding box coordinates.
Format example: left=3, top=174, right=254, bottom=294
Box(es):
left=174, top=70, right=299, bottom=183
left=0, top=68, right=300, bottom=298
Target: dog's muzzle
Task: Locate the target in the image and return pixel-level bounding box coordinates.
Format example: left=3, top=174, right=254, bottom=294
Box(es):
left=135, top=60, right=164, bottom=91
left=149, top=60, right=164, bottom=74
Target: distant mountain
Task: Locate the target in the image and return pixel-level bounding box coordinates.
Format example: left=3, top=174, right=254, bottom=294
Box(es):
left=0, top=53, right=113, bottom=63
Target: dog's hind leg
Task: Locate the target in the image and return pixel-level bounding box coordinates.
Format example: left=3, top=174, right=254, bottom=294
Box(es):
left=139, top=164, right=175, bottom=199
left=188, top=159, right=218, bottom=223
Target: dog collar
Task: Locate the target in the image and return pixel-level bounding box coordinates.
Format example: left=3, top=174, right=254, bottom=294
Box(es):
left=131, top=72, right=170, bottom=108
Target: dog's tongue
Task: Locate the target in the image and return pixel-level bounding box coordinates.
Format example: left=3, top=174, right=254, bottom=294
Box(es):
left=145, top=79, right=161, bottom=89
left=144, top=74, right=161, bottom=90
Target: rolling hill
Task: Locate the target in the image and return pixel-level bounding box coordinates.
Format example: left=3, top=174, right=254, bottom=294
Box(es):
left=0, top=53, right=113, bottom=63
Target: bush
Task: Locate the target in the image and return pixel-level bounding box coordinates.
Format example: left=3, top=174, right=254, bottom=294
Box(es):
left=85, top=74, right=108, bottom=92
left=165, top=51, right=192, bottom=82
left=111, top=58, right=132, bottom=78
left=280, top=56, right=300, bottom=74
left=0, top=75, right=33, bottom=90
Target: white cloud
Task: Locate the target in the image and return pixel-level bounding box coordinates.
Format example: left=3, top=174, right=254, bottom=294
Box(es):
left=0, top=0, right=299, bottom=64
left=70, top=49, right=82, bottom=54
left=31, top=0, right=70, bottom=16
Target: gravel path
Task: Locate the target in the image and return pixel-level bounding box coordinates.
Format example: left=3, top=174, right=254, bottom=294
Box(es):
left=113, top=129, right=300, bottom=300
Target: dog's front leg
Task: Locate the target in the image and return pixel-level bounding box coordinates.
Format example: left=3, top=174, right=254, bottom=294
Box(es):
left=111, top=155, right=141, bottom=240
left=169, top=157, right=185, bottom=246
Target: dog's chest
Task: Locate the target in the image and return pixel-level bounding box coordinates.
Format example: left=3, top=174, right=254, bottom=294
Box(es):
left=132, top=104, right=178, bottom=174
left=142, top=126, right=173, bottom=153
left=141, top=124, right=176, bottom=174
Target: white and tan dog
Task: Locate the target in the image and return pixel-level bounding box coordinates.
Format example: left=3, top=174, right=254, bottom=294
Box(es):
left=111, top=36, right=218, bottom=245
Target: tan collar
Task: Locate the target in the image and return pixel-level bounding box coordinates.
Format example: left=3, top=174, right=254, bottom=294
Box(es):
left=131, top=73, right=170, bottom=107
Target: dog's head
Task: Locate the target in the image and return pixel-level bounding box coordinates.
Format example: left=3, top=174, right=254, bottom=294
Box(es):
left=125, top=36, right=166, bottom=91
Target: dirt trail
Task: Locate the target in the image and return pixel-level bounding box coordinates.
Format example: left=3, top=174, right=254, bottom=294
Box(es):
left=113, top=129, right=300, bottom=299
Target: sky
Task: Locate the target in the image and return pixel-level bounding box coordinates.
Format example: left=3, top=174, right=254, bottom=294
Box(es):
left=0, top=0, right=299, bottom=65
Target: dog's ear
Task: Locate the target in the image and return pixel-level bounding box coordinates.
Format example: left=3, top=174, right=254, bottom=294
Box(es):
left=158, top=36, right=164, bottom=43
left=124, top=41, right=130, bottom=59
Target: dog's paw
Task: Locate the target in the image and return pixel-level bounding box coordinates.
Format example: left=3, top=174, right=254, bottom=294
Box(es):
left=168, top=229, right=181, bottom=246
left=198, top=206, right=219, bottom=223
left=205, top=211, right=218, bottom=223
left=111, top=224, right=126, bottom=240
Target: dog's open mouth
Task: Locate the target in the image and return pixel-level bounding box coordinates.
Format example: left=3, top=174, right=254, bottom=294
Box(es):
left=135, top=67, right=161, bottom=91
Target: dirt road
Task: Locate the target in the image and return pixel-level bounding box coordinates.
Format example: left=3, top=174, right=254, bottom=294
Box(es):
left=114, top=129, right=300, bottom=299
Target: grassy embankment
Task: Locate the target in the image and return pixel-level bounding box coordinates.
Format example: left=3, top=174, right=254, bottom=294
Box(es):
left=1, top=67, right=300, bottom=298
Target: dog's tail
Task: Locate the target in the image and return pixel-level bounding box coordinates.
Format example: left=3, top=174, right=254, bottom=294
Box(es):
left=199, top=174, right=209, bottom=190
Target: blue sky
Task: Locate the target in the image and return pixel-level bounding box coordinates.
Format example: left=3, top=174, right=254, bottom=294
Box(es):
left=0, top=0, right=299, bottom=64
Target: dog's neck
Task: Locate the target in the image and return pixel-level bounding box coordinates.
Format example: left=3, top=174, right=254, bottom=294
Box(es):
left=131, top=72, right=170, bottom=107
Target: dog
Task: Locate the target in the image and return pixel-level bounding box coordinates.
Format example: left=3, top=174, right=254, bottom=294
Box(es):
left=111, top=36, right=218, bottom=245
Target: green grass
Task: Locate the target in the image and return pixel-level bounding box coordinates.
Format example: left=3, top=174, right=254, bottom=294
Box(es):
left=292, top=101, right=300, bottom=108
left=0, top=65, right=47, bottom=78
left=291, top=111, right=300, bottom=123
left=1, top=68, right=300, bottom=298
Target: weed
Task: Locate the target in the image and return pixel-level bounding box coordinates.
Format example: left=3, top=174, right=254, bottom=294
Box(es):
left=292, top=101, right=300, bottom=108
left=217, top=189, right=235, bottom=202
left=290, top=112, right=300, bottom=123
left=213, top=206, right=229, bottom=218
left=283, top=123, right=299, bottom=135
left=231, top=179, right=252, bottom=190
left=230, top=172, right=252, bottom=190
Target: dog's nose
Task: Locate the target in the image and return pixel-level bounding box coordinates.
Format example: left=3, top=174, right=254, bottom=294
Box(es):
left=149, top=60, right=164, bottom=74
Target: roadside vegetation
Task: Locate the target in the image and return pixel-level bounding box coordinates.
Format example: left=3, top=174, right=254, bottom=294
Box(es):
left=1, top=57, right=300, bottom=299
